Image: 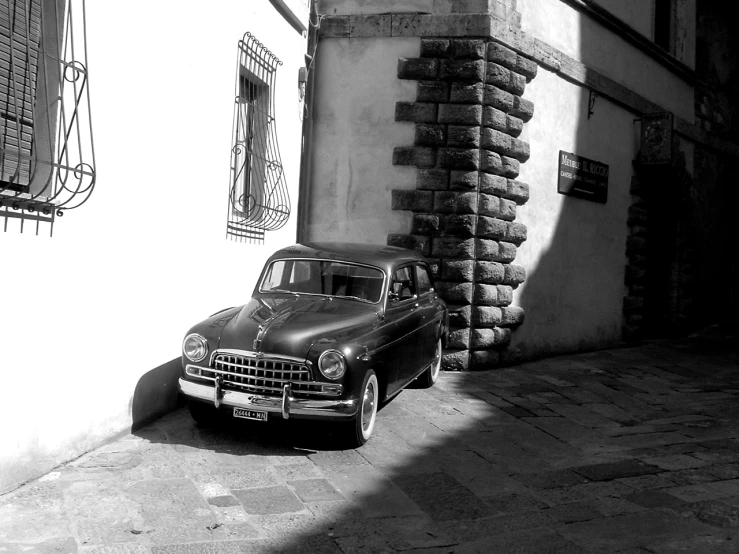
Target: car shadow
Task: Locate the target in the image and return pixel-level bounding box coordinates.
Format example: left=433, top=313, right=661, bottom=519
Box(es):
left=133, top=393, right=399, bottom=455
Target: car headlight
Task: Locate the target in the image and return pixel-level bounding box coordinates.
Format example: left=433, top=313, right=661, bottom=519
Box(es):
left=183, top=333, right=208, bottom=362
left=318, top=349, right=346, bottom=380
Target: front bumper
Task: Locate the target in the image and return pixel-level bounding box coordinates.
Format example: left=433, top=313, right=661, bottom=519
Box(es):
left=179, top=378, right=358, bottom=420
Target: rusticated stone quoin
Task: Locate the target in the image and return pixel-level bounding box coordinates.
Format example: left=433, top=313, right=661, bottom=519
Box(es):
left=418, top=80, right=450, bottom=103
left=434, top=191, right=478, bottom=214
left=417, top=169, right=449, bottom=190
left=448, top=304, right=472, bottom=327
left=442, top=259, right=475, bottom=281
left=387, top=233, right=431, bottom=255
left=411, top=214, right=441, bottom=235
left=391, top=189, right=433, bottom=212
left=451, top=83, right=484, bottom=104
left=487, top=42, right=538, bottom=80
left=395, top=102, right=438, bottom=123
left=398, top=58, right=439, bottom=80
left=390, top=36, right=537, bottom=370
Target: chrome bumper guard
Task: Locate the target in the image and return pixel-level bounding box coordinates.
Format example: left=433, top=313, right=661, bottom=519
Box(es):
left=179, top=378, right=358, bottom=420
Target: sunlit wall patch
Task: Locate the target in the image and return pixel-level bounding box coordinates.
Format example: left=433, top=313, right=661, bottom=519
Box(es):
left=227, top=32, right=290, bottom=244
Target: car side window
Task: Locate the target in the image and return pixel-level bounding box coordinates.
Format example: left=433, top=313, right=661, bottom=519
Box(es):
left=262, top=260, right=286, bottom=290
left=415, top=264, right=433, bottom=295
left=391, top=266, right=416, bottom=301
left=290, top=261, right=311, bottom=283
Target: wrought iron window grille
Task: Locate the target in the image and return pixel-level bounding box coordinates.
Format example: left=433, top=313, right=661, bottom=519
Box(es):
left=227, top=32, right=289, bottom=243
left=0, top=0, right=95, bottom=236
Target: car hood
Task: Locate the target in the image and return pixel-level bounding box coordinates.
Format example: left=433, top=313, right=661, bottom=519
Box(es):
left=216, top=295, right=381, bottom=359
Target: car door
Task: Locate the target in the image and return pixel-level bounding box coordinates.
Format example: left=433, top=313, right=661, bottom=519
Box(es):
left=413, top=262, right=442, bottom=369
left=383, top=264, right=425, bottom=394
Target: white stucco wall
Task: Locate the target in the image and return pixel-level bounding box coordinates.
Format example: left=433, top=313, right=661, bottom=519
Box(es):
left=306, top=37, right=418, bottom=244
left=0, top=2, right=306, bottom=493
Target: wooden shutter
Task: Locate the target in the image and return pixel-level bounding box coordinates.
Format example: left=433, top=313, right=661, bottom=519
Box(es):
left=0, top=0, right=42, bottom=190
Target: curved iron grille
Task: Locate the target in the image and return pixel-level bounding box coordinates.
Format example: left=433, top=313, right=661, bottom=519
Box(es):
left=0, top=0, right=95, bottom=235
left=227, top=32, right=290, bottom=243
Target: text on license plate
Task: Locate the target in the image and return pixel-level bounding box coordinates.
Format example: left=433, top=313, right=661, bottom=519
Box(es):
left=233, top=408, right=268, bottom=422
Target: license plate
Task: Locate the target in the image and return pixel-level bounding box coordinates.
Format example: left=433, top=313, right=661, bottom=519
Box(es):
left=233, top=408, right=268, bottom=422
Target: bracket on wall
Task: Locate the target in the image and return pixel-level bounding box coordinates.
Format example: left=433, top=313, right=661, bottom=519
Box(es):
left=588, top=89, right=599, bottom=119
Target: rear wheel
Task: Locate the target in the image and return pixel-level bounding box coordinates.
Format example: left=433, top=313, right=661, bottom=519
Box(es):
left=415, top=338, right=442, bottom=389
left=346, top=370, right=378, bottom=447
left=188, top=400, right=220, bottom=426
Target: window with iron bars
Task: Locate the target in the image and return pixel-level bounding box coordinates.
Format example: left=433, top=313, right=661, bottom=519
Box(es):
left=227, top=32, right=289, bottom=243
left=0, top=0, right=95, bottom=235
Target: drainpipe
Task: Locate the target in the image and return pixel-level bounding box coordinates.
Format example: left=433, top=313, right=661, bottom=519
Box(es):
left=296, top=0, right=319, bottom=244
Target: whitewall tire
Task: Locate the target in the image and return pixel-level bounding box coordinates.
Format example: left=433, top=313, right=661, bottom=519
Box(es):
left=348, top=369, right=378, bottom=447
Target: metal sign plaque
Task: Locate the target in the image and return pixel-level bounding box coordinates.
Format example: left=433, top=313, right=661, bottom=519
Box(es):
left=640, top=112, right=673, bottom=165
left=557, top=151, right=609, bottom=203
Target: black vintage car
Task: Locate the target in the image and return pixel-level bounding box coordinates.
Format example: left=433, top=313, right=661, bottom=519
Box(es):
left=179, top=242, right=448, bottom=446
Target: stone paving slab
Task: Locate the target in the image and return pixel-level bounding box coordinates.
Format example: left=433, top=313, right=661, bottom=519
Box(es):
left=232, top=486, right=304, bottom=515
left=1, top=327, right=738, bottom=553
left=559, top=510, right=716, bottom=552
left=570, top=460, right=662, bottom=481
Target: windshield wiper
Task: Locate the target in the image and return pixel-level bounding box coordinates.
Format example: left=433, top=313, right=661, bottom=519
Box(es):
left=334, top=295, right=371, bottom=303
left=269, top=289, right=301, bottom=298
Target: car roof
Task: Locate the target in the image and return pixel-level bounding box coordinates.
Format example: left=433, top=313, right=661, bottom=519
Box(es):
left=267, top=242, right=426, bottom=272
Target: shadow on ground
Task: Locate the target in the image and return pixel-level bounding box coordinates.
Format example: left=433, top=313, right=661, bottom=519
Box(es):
left=120, top=323, right=739, bottom=554
left=1, top=327, right=738, bottom=553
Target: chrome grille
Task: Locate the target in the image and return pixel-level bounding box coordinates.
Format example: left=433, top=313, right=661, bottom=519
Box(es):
left=205, top=352, right=321, bottom=396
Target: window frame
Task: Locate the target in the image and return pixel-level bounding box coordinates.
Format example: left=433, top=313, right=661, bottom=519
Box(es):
left=414, top=262, right=434, bottom=297
left=231, top=69, right=270, bottom=221
left=389, top=263, right=418, bottom=304
left=653, top=0, right=675, bottom=53
left=226, top=32, right=290, bottom=243
left=0, top=0, right=96, bottom=232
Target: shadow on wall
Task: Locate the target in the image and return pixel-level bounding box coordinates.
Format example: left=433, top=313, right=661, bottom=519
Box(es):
left=514, top=80, right=631, bottom=360
left=131, top=357, right=184, bottom=431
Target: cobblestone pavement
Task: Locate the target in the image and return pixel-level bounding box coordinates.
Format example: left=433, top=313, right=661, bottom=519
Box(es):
left=2, top=326, right=739, bottom=554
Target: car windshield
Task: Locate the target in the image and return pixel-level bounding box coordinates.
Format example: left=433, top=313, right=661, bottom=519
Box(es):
left=260, top=259, right=386, bottom=303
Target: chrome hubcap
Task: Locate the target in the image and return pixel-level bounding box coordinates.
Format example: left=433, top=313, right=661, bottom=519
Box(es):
left=361, top=381, right=375, bottom=433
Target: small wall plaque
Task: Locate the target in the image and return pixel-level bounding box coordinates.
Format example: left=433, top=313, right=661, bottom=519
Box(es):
left=640, top=112, right=673, bottom=165
left=557, top=151, right=609, bottom=203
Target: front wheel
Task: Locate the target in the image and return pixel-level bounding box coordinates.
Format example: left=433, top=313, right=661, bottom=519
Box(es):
left=345, top=370, right=378, bottom=448
left=415, top=338, right=442, bottom=389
